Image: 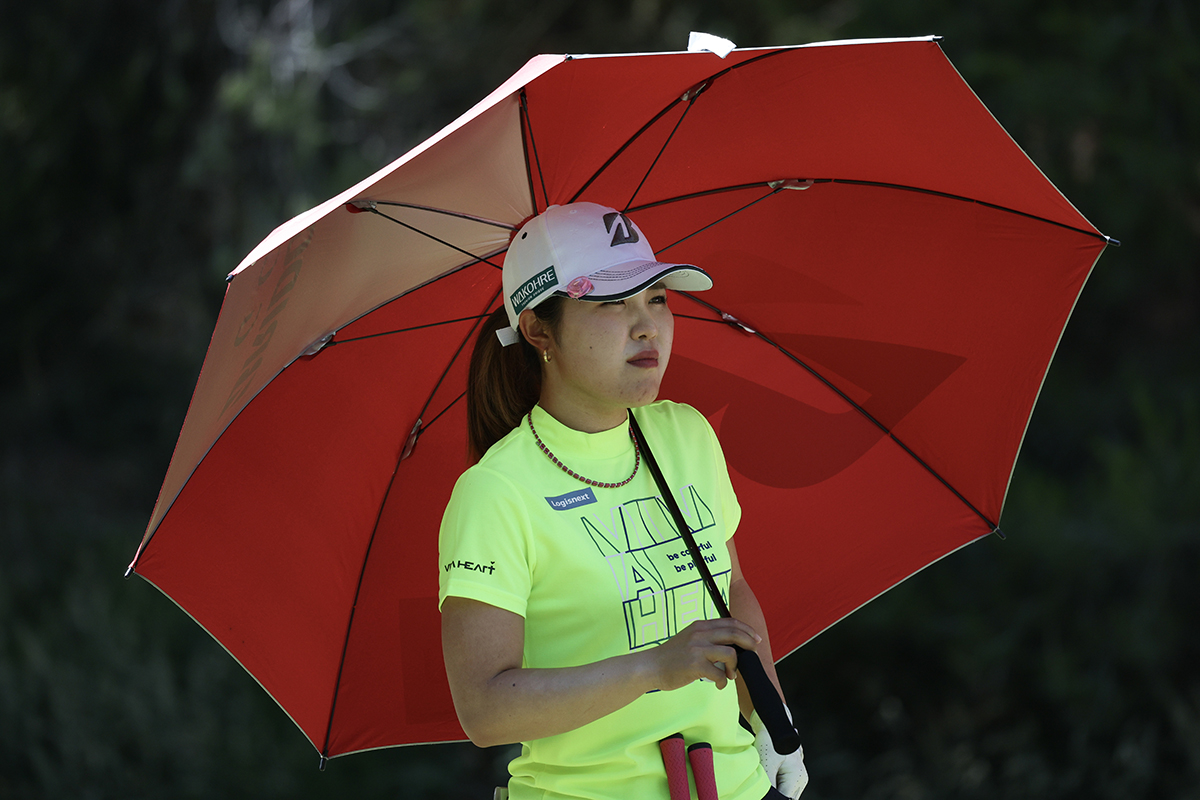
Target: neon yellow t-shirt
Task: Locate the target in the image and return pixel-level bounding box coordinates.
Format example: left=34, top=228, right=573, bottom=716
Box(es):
left=439, top=400, right=770, bottom=800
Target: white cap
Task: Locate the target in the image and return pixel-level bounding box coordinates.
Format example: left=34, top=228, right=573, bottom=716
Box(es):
left=498, top=202, right=713, bottom=345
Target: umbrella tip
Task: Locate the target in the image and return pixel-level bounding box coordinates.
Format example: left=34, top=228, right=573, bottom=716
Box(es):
left=687, top=32, right=736, bottom=58
left=123, top=565, right=134, bottom=579
left=992, top=526, right=1006, bottom=540
left=318, top=754, right=328, bottom=771
left=1105, top=235, right=1121, bottom=247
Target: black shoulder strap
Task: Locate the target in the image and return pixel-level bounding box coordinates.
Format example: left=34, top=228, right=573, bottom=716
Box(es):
left=627, top=408, right=801, bottom=754
left=628, top=409, right=731, bottom=618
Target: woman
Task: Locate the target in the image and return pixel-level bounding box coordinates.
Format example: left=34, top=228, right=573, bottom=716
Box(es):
left=439, top=202, right=807, bottom=799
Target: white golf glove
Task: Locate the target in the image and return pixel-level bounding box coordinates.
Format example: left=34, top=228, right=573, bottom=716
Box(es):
left=751, top=707, right=808, bottom=798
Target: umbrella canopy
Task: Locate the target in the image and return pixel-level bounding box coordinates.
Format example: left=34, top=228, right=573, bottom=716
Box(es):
left=128, top=36, right=1113, bottom=760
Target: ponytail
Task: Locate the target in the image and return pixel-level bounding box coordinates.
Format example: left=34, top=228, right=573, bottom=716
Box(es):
left=466, top=298, right=564, bottom=461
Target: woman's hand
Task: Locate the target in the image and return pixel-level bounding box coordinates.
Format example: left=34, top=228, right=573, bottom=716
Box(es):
left=651, top=618, right=761, bottom=691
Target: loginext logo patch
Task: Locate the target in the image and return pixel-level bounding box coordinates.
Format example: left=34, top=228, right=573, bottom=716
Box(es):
left=545, top=488, right=597, bottom=511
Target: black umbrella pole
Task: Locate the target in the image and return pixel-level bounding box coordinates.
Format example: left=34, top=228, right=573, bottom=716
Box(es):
left=628, top=411, right=801, bottom=756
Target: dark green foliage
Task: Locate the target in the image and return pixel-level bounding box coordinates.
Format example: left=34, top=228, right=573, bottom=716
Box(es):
left=2, top=1, right=1196, bottom=797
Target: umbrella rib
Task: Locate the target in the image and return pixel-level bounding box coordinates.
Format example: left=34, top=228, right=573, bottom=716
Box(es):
left=521, top=89, right=549, bottom=213
left=411, top=291, right=497, bottom=432
left=568, top=97, right=685, bottom=204
left=320, top=291, right=498, bottom=759
left=677, top=292, right=1003, bottom=536
left=654, top=185, right=783, bottom=254
left=420, top=390, right=467, bottom=433
left=569, top=48, right=789, bottom=205
left=829, top=178, right=1116, bottom=244
left=630, top=177, right=1113, bottom=245
left=320, top=527, right=384, bottom=760
left=326, top=314, right=493, bottom=347
left=625, top=181, right=783, bottom=213
left=128, top=257, right=505, bottom=570
left=622, top=90, right=701, bottom=212
left=366, top=206, right=505, bottom=270
left=368, top=201, right=516, bottom=230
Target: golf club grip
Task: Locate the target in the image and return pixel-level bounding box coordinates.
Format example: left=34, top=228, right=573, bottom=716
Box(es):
left=659, top=735, right=689, bottom=800
left=735, top=646, right=801, bottom=755
left=687, top=742, right=718, bottom=800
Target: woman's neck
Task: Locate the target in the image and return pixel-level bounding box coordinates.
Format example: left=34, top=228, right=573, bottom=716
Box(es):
left=536, top=394, right=629, bottom=434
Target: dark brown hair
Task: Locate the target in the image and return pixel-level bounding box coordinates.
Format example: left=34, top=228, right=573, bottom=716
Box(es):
left=466, top=298, right=564, bottom=461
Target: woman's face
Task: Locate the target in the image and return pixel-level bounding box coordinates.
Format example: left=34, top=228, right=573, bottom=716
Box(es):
left=535, top=283, right=674, bottom=429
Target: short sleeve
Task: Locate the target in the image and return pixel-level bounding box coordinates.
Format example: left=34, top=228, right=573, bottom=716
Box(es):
left=437, top=466, right=535, bottom=617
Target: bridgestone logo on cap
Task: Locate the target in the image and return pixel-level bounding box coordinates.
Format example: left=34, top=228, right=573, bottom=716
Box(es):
left=511, top=265, right=558, bottom=314
left=603, top=212, right=640, bottom=247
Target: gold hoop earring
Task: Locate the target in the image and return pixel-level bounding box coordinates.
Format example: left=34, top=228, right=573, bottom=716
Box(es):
left=542, top=349, right=552, bottom=364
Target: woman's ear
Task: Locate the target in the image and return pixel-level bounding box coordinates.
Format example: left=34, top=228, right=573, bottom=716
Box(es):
left=518, top=308, right=554, bottom=353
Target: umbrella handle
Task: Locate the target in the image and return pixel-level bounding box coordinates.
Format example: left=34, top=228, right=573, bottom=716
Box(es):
left=734, top=647, right=801, bottom=755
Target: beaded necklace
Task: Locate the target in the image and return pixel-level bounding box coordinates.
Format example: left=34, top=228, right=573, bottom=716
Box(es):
left=526, top=410, right=640, bottom=489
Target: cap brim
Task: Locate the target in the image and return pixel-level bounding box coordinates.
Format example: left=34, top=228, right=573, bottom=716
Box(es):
left=562, top=260, right=713, bottom=301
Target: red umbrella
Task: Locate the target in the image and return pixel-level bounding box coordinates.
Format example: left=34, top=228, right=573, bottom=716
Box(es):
left=127, top=36, right=1114, bottom=762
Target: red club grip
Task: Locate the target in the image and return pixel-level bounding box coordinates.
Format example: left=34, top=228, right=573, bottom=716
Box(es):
left=688, top=742, right=718, bottom=800
left=659, top=734, right=689, bottom=800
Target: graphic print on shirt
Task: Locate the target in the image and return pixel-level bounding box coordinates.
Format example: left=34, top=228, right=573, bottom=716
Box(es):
left=579, top=485, right=730, bottom=651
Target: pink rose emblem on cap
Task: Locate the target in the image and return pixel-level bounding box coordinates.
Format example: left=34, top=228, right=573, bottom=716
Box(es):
left=565, top=276, right=594, bottom=299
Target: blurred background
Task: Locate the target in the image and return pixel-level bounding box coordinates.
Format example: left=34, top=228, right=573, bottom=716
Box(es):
left=1, top=1, right=1196, bottom=797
